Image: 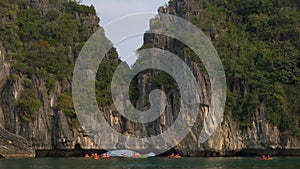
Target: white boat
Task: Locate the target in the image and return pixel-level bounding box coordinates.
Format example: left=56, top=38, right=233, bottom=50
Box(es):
left=106, top=150, right=156, bottom=158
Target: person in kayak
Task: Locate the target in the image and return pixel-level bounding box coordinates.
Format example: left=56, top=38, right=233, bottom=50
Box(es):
left=94, top=153, right=99, bottom=159
left=175, top=154, right=181, bottom=157
left=102, top=153, right=106, bottom=158
left=261, top=155, right=265, bottom=159
left=122, top=153, right=127, bottom=157
left=102, top=153, right=110, bottom=158
left=267, top=154, right=271, bottom=159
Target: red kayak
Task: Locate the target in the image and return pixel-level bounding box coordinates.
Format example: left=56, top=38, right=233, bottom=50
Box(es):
left=101, top=154, right=111, bottom=159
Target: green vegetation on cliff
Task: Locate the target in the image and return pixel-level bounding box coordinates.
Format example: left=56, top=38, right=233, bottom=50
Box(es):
left=57, top=93, right=80, bottom=129
left=17, top=89, right=41, bottom=122
left=0, top=0, right=119, bottom=125
left=187, top=0, right=300, bottom=132
left=0, top=0, right=97, bottom=82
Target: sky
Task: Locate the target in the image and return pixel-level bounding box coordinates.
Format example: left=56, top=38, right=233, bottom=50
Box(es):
left=81, top=0, right=169, bottom=65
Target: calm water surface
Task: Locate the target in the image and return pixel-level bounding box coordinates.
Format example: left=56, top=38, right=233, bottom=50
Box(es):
left=1, top=157, right=300, bottom=169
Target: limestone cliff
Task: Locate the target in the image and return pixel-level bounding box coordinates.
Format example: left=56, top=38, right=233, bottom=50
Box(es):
left=132, top=0, right=300, bottom=156
left=0, top=0, right=105, bottom=157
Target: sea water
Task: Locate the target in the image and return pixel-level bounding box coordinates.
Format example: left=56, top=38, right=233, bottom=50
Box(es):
left=1, top=157, right=300, bottom=169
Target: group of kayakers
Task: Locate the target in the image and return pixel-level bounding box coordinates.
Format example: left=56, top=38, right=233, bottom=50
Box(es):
left=258, top=154, right=272, bottom=160
left=85, top=153, right=111, bottom=159
left=85, top=153, right=273, bottom=160
left=168, top=153, right=181, bottom=158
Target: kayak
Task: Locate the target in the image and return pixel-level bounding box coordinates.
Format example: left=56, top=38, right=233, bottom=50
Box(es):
left=168, top=155, right=181, bottom=158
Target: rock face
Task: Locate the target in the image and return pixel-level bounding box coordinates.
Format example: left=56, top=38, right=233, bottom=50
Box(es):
left=0, top=127, right=35, bottom=157
left=0, top=41, right=34, bottom=157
